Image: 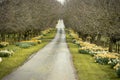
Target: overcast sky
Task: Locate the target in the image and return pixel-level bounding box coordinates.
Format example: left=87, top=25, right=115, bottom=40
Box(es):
left=57, top=0, right=65, bottom=4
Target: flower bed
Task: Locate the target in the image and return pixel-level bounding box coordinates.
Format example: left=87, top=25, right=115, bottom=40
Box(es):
left=68, top=29, right=120, bottom=77
left=78, top=41, right=120, bottom=67
left=94, top=53, right=119, bottom=65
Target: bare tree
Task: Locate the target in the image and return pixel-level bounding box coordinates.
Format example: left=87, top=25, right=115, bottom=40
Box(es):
left=63, top=0, right=120, bottom=52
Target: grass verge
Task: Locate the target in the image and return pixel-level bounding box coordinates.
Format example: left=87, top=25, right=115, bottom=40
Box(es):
left=66, top=32, right=120, bottom=80
left=0, top=29, right=56, bottom=80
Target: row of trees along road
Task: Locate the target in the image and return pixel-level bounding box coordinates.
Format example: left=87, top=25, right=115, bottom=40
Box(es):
left=0, top=0, right=119, bottom=53
left=0, top=0, right=61, bottom=43
left=63, top=0, right=120, bottom=53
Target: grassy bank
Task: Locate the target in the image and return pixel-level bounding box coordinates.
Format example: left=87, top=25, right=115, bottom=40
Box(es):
left=66, top=33, right=120, bottom=80
left=0, top=29, right=56, bottom=80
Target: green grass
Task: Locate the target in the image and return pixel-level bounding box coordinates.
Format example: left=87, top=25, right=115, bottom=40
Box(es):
left=0, top=29, right=56, bottom=80
left=66, top=32, right=120, bottom=80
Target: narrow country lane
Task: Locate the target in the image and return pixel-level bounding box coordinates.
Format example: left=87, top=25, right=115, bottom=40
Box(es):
left=2, top=20, right=77, bottom=80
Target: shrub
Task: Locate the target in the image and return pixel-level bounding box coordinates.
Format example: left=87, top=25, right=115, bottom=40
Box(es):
left=0, top=42, right=9, bottom=48
left=0, top=50, right=14, bottom=57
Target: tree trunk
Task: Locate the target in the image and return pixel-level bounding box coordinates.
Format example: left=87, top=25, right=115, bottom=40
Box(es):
left=118, top=43, right=120, bottom=53
left=0, top=34, right=1, bottom=41
left=115, top=43, right=118, bottom=53
left=1, top=34, right=6, bottom=41
left=109, top=42, right=113, bottom=52
left=18, top=33, right=22, bottom=42
left=97, top=34, right=101, bottom=43
left=109, top=38, right=114, bottom=52
left=23, top=32, right=28, bottom=40
left=78, top=32, right=81, bottom=38
left=90, top=35, right=96, bottom=43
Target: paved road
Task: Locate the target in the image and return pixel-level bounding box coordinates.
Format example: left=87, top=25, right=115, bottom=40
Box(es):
left=2, top=20, right=77, bottom=80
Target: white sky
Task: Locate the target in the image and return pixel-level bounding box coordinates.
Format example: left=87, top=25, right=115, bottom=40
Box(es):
left=57, top=0, right=65, bottom=4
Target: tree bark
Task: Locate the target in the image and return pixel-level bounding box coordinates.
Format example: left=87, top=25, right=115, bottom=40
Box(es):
left=97, top=34, right=101, bottom=42
left=90, top=35, right=96, bottom=43
left=109, top=38, right=114, bottom=52
left=118, top=43, right=120, bottom=53
left=1, top=34, right=6, bottom=41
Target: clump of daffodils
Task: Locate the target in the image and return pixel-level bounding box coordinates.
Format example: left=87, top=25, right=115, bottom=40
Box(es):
left=0, top=49, right=14, bottom=57
left=69, top=29, right=79, bottom=40
left=0, top=42, right=9, bottom=48
left=31, top=35, right=43, bottom=40
left=79, top=41, right=108, bottom=55
left=22, top=40, right=42, bottom=44
left=95, top=53, right=118, bottom=59
left=41, top=28, right=52, bottom=36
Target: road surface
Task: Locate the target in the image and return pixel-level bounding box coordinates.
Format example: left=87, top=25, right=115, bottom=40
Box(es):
left=2, top=20, right=77, bottom=80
